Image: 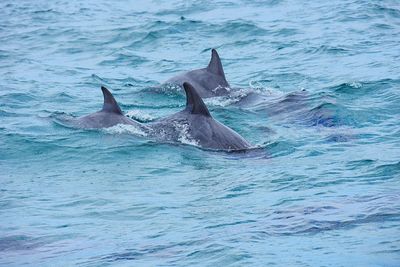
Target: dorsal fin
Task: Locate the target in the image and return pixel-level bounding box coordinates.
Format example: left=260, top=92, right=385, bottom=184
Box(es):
left=207, top=49, right=226, bottom=78
left=183, top=82, right=211, bottom=117
left=101, top=86, right=123, bottom=114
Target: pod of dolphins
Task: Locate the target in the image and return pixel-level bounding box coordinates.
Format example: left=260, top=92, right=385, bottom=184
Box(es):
left=65, top=49, right=251, bottom=151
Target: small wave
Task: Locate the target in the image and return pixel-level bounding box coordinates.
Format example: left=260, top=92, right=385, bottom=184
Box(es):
left=218, top=20, right=269, bottom=37
left=273, top=27, right=299, bottom=37
left=247, top=90, right=309, bottom=117
left=305, top=102, right=338, bottom=127
left=262, top=193, right=400, bottom=236
left=373, top=162, right=400, bottom=178
left=99, top=51, right=148, bottom=66
left=0, top=109, right=26, bottom=117
left=371, top=4, right=400, bottom=19
left=305, top=45, right=353, bottom=55
left=0, top=92, right=37, bottom=105
left=32, top=9, right=54, bottom=14
left=0, top=235, right=49, bottom=252
left=127, top=30, right=172, bottom=48
left=264, top=140, right=297, bottom=158
left=347, top=81, right=362, bottom=88
left=324, top=132, right=355, bottom=142
left=89, top=239, right=205, bottom=265
left=332, top=79, right=398, bottom=95
left=155, top=2, right=212, bottom=16
left=347, top=159, right=376, bottom=169
left=293, top=212, right=400, bottom=235
left=91, top=74, right=109, bottom=85
left=332, top=81, right=364, bottom=94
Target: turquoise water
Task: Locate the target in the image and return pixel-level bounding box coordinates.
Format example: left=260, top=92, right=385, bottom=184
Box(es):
left=1, top=0, right=400, bottom=266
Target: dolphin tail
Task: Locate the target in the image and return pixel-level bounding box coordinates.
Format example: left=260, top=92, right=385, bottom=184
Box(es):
left=183, top=82, right=211, bottom=117
left=207, top=49, right=227, bottom=80
left=101, top=86, right=123, bottom=115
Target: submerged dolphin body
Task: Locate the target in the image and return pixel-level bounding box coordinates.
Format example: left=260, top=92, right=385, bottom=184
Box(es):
left=165, top=49, right=231, bottom=98
left=149, top=82, right=251, bottom=151
left=66, top=86, right=142, bottom=129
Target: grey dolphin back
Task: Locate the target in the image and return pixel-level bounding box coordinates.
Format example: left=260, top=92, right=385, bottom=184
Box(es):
left=163, top=48, right=231, bottom=98
left=183, top=82, right=211, bottom=117
left=101, top=86, right=123, bottom=114
left=207, top=49, right=228, bottom=82
left=56, top=86, right=143, bottom=130
left=183, top=82, right=251, bottom=150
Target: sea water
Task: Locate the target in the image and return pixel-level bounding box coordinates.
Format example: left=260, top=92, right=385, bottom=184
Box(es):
left=1, top=0, right=399, bottom=266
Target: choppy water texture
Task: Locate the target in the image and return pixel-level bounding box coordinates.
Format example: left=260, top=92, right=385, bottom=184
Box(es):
left=1, top=0, right=400, bottom=266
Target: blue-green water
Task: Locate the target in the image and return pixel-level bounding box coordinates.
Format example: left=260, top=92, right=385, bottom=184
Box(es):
left=1, top=0, right=400, bottom=266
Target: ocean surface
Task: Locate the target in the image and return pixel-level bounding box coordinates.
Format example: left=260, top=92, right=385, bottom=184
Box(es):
left=1, top=0, right=400, bottom=266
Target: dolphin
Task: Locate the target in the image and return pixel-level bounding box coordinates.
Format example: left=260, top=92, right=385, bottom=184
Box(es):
left=58, top=84, right=250, bottom=151
left=164, top=49, right=231, bottom=98
left=64, top=86, right=143, bottom=129
left=149, top=82, right=251, bottom=151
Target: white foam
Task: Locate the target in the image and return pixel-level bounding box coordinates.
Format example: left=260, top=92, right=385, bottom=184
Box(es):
left=173, top=121, right=200, bottom=147
left=347, top=82, right=362, bottom=89
left=126, top=110, right=156, bottom=122
left=249, top=80, right=283, bottom=96
left=205, top=88, right=250, bottom=107
left=212, top=85, right=231, bottom=93
left=103, top=124, right=148, bottom=137
left=159, top=83, right=182, bottom=95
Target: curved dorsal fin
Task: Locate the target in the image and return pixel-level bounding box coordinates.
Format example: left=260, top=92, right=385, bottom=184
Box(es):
left=183, top=82, right=211, bottom=117
left=207, top=49, right=226, bottom=78
left=101, top=86, right=123, bottom=115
